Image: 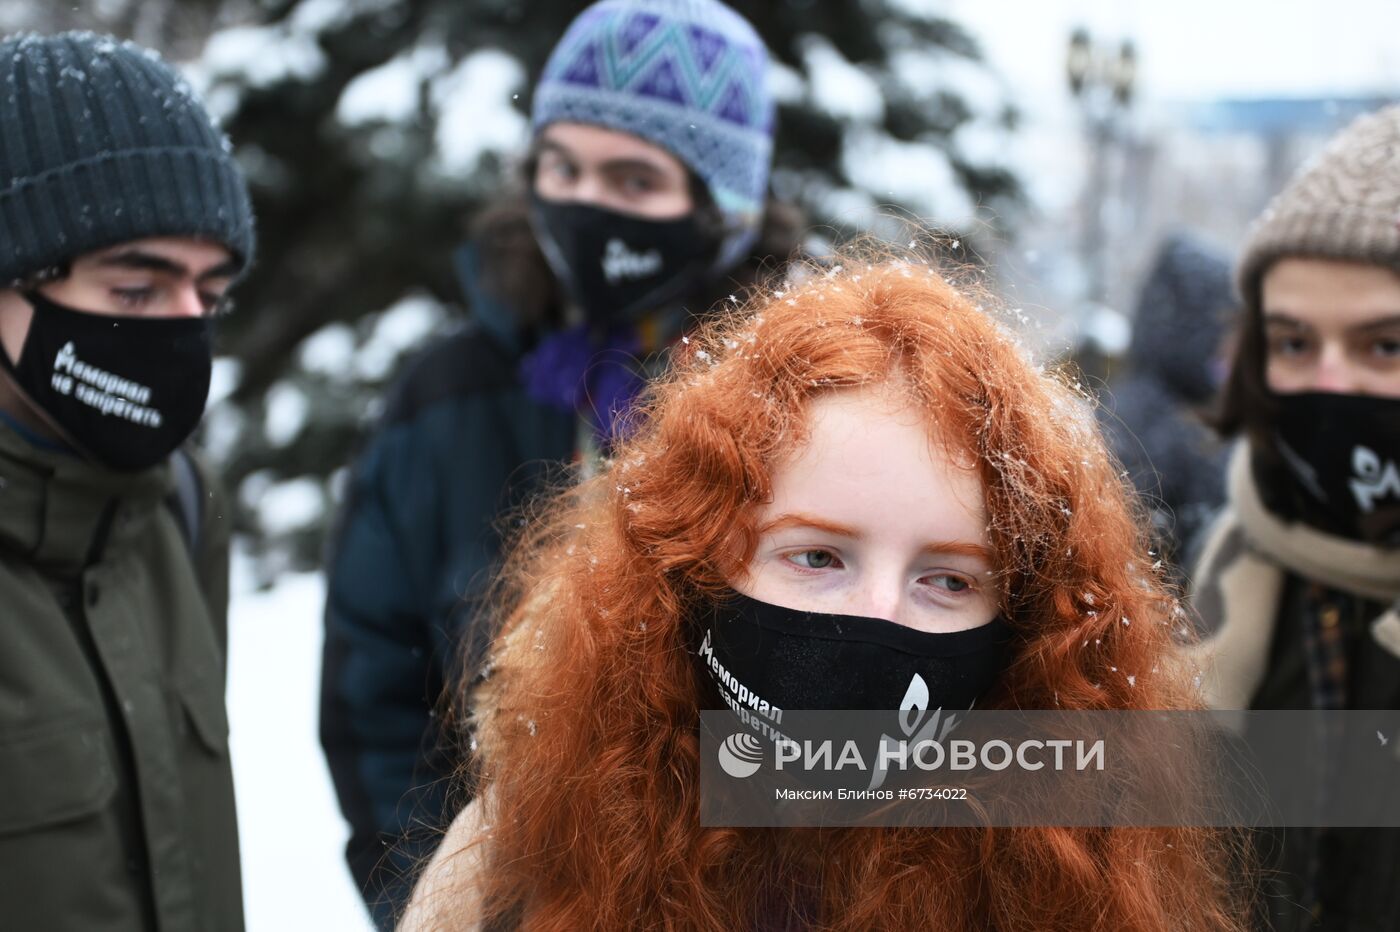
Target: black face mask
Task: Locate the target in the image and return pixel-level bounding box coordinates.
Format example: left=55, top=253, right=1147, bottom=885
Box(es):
left=1259, top=391, right=1400, bottom=545
left=0, top=290, right=212, bottom=471
left=529, top=193, right=717, bottom=326
left=691, top=592, right=1014, bottom=714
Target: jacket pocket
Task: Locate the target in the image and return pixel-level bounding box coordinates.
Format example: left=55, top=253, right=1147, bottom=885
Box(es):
left=177, top=679, right=230, bottom=757
left=0, top=722, right=117, bottom=835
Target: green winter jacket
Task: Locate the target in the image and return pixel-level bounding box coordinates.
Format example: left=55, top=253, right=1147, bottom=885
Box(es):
left=0, top=423, right=242, bottom=931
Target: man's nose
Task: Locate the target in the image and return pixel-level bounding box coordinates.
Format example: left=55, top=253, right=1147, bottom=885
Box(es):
left=568, top=173, right=610, bottom=208
left=1310, top=343, right=1360, bottom=393
left=166, top=284, right=207, bottom=319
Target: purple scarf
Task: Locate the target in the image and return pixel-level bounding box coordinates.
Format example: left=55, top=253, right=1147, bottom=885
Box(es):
left=519, top=324, right=646, bottom=445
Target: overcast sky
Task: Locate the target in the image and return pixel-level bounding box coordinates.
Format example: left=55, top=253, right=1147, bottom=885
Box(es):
left=947, top=0, right=1399, bottom=109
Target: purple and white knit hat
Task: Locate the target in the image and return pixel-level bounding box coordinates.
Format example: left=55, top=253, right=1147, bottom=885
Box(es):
left=532, top=0, right=775, bottom=269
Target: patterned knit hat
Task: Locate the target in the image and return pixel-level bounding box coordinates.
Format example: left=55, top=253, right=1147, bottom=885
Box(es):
left=1237, top=104, right=1400, bottom=306
left=0, top=32, right=255, bottom=286
left=532, top=0, right=774, bottom=269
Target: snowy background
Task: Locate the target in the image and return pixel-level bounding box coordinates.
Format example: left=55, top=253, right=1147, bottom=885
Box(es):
left=0, top=0, right=1388, bottom=928
left=226, top=553, right=374, bottom=930
left=219, top=2, right=1397, bottom=928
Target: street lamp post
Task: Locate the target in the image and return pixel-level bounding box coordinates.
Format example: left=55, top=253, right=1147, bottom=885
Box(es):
left=1066, top=28, right=1137, bottom=375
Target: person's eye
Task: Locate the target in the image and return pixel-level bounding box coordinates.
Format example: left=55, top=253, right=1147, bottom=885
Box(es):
left=1370, top=336, right=1400, bottom=359
left=921, top=572, right=975, bottom=594
left=112, top=286, right=154, bottom=308
left=620, top=173, right=657, bottom=195
left=547, top=159, right=577, bottom=180
left=784, top=549, right=842, bottom=571
left=1266, top=333, right=1312, bottom=358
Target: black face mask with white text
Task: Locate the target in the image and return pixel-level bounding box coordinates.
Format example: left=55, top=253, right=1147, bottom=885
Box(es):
left=1257, top=391, right=1400, bottom=546
left=529, top=193, right=717, bottom=326
left=0, top=290, right=212, bottom=471
left=691, top=592, right=1014, bottom=714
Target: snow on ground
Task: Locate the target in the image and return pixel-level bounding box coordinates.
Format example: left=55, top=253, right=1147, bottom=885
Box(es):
left=227, top=555, right=374, bottom=931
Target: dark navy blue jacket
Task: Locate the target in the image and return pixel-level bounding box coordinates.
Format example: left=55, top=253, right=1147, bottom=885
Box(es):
left=319, top=249, right=574, bottom=928
left=1098, top=233, right=1234, bottom=575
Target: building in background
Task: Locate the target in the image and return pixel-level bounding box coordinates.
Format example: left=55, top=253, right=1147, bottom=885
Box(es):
left=995, top=85, right=1397, bottom=376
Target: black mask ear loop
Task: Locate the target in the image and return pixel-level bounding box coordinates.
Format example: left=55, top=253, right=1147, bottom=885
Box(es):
left=0, top=290, right=88, bottom=455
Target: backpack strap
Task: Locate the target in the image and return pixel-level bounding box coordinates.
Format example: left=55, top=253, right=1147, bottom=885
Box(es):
left=166, top=447, right=204, bottom=558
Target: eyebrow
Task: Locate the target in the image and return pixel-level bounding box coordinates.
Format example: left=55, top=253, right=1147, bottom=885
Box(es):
left=759, top=513, right=860, bottom=537
left=1354, top=316, right=1400, bottom=334
left=97, top=249, right=238, bottom=282
left=535, top=139, right=572, bottom=160
left=536, top=139, right=668, bottom=176
left=1265, top=312, right=1400, bottom=337
left=599, top=158, right=666, bottom=177
left=759, top=512, right=993, bottom=562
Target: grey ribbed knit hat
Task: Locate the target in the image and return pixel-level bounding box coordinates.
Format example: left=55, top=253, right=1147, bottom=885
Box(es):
left=1237, top=104, right=1400, bottom=306
left=0, top=32, right=255, bottom=286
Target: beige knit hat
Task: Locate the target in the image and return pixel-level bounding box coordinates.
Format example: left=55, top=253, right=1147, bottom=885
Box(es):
left=1236, top=104, right=1400, bottom=305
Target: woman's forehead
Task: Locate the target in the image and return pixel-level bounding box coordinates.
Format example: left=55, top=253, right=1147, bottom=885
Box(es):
left=760, top=384, right=987, bottom=538
left=783, top=380, right=976, bottom=469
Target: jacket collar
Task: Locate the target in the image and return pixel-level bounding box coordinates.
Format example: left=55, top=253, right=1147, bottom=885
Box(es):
left=0, top=420, right=172, bottom=574
left=453, top=242, right=526, bottom=353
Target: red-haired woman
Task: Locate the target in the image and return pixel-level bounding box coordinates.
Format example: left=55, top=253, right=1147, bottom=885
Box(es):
left=400, top=258, right=1250, bottom=931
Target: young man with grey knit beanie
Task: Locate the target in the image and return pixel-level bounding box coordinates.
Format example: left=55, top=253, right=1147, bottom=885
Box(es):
left=1189, top=104, right=1400, bottom=931
left=0, top=31, right=255, bottom=932
left=319, top=2, right=796, bottom=926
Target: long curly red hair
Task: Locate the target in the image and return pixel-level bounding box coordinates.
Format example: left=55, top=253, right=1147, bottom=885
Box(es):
left=441, top=256, right=1250, bottom=930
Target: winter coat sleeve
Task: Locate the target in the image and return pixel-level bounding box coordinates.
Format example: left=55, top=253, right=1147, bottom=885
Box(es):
left=320, top=322, right=576, bottom=928
left=320, top=414, right=455, bottom=928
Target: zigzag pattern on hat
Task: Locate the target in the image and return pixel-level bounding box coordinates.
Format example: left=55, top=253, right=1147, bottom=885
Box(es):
left=533, top=0, right=774, bottom=270
left=532, top=86, right=769, bottom=202
left=544, top=8, right=769, bottom=134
